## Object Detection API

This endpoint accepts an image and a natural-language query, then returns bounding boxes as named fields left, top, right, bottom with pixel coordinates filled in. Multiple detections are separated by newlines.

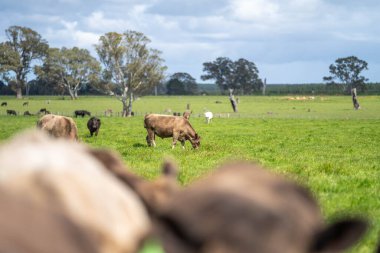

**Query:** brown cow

left=0, top=186, right=99, bottom=253
left=37, top=114, right=78, bottom=141
left=0, top=130, right=151, bottom=253
left=155, top=163, right=368, bottom=253
left=144, top=114, right=201, bottom=149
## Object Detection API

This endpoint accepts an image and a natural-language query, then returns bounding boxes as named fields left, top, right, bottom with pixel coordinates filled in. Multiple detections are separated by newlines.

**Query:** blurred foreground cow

left=155, top=163, right=368, bottom=253
left=37, top=114, right=78, bottom=141
left=144, top=114, right=201, bottom=149
left=0, top=186, right=99, bottom=253
left=0, top=131, right=151, bottom=253
left=87, top=117, right=101, bottom=136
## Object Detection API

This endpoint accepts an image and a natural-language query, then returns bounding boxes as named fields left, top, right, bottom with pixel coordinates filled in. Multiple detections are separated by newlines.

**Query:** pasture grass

left=0, top=95, right=379, bottom=252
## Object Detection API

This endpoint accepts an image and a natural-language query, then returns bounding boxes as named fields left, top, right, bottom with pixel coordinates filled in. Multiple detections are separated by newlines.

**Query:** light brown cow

left=0, top=130, right=151, bottom=253
left=144, top=114, right=201, bottom=149
left=0, top=186, right=99, bottom=253
left=154, top=163, right=368, bottom=253
left=37, top=114, right=78, bottom=140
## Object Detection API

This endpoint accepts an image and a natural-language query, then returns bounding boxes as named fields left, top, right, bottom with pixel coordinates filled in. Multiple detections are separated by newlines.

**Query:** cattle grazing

left=23, top=101, right=29, bottom=106
left=144, top=114, right=201, bottom=149
left=204, top=111, right=213, bottom=124
left=1, top=102, right=7, bottom=106
left=0, top=130, right=151, bottom=253
left=6, top=109, right=17, bottom=116
left=39, top=108, right=50, bottom=115
left=37, top=114, right=78, bottom=141
left=105, top=109, right=113, bottom=117
left=23, top=111, right=33, bottom=116
left=183, top=111, right=191, bottom=120
left=156, top=162, right=368, bottom=253
left=87, top=117, right=101, bottom=137
left=75, top=110, right=91, bottom=117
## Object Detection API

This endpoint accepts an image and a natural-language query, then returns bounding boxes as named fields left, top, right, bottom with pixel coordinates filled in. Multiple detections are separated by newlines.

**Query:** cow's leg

left=172, top=132, right=179, bottom=149
left=181, top=140, right=186, bottom=149
left=95, top=129, right=99, bottom=136
left=146, top=129, right=156, bottom=147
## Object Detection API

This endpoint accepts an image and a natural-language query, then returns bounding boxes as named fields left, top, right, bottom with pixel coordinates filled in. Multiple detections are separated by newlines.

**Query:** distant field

left=0, top=95, right=379, bottom=252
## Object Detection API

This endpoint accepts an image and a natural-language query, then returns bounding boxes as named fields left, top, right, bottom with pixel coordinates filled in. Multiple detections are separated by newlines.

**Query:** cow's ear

left=309, top=218, right=368, bottom=252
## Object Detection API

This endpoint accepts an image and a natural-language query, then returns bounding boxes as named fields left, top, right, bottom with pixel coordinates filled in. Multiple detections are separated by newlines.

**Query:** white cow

left=204, top=111, right=213, bottom=124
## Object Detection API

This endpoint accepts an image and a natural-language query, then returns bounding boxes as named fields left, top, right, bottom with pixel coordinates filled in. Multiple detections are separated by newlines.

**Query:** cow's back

left=37, top=114, right=78, bottom=141
left=144, top=114, right=185, bottom=138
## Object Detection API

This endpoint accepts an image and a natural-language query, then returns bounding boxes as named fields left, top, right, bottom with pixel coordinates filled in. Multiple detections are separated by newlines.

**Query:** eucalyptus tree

left=323, top=56, right=368, bottom=93
left=166, top=72, right=198, bottom=95
left=0, top=26, right=48, bottom=98
left=35, top=47, right=100, bottom=99
left=95, top=31, right=166, bottom=117
left=201, top=57, right=262, bottom=94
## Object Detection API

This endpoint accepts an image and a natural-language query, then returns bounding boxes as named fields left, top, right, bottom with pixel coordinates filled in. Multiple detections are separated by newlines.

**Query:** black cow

left=75, top=110, right=91, bottom=118
left=23, top=102, right=29, bottom=106
left=23, top=111, right=33, bottom=116
left=1, top=102, right=7, bottom=107
left=87, top=117, right=101, bottom=137
left=6, top=110, right=17, bottom=116
left=39, top=108, right=51, bottom=115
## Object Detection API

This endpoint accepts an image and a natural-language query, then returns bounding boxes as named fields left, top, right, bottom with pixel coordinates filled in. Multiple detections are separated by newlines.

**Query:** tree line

left=0, top=26, right=372, bottom=115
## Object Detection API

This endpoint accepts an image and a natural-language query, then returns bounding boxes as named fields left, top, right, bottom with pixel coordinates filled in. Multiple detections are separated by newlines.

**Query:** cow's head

left=190, top=134, right=201, bottom=149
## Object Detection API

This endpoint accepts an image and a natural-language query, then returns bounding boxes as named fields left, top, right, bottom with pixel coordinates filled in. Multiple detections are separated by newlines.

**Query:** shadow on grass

left=133, top=143, right=146, bottom=148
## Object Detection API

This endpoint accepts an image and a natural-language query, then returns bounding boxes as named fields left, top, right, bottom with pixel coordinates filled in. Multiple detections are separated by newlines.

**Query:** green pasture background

left=0, top=95, right=379, bottom=252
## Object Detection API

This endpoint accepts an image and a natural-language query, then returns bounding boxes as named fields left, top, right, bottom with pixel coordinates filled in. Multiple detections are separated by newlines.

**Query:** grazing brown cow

left=155, top=163, right=368, bottom=253
left=144, top=114, right=201, bottom=149
left=37, top=114, right=78, bottom=141
left=0, top=130, right=151, bottom=253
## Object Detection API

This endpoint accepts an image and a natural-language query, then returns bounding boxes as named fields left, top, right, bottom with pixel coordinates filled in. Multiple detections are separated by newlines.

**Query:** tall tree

left=323, top=56, right=368, bottom=93
left=166, top=72, right=198, bottom=95
left=95, top=31, right=166, bottom=116
left=201, top=57, right=234, bottom=92
left=0, top=26, right=48, bottom=98
left=233, top=58, right=263, bottom=94
left=201, top=57, right=262, bottom=94
left=35, top=47, right=100, bottom=99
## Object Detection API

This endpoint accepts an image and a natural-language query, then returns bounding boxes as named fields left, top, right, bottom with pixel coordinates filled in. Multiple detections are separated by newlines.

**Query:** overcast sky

left=1, top=0, right=379, bottom=84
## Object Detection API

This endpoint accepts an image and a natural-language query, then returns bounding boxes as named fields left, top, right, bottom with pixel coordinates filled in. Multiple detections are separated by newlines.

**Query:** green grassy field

left=0, top=95, right=379, bottom=252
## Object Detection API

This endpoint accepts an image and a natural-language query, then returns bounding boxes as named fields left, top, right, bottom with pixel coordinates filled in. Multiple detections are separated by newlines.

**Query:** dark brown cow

left=37, top=114, right=78, bottom=141
left=75, top=110, right=91, bottom=117
left=87, top=117, right=101, bottom=137
left=155, top=163, right=368, bottom=253
left=144, top=114, right=201, bottom=149
left=6, top=109, right=17, bottom=116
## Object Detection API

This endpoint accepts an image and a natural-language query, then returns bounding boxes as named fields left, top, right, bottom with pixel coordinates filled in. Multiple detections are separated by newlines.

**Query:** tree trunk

left=74, top=89, right=78, bottom=99
left=351, top=88, right=360, bottom=110
left=122, top=99, right=128, bottom=117
left=126, top=92, right=133, bottom=117
left=262, top=78, right=266, bottom=96
left=16, top=87, right=22, bottom=99
left=229, top=89, right=238, bottom=112
left=68, top=88, right=75, bottom=100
